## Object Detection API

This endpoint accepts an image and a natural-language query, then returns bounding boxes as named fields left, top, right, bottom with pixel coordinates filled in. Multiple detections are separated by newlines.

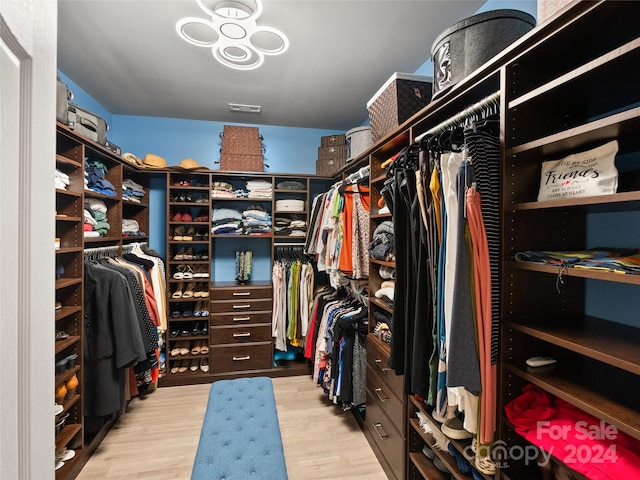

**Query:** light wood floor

left=76, top=375, right=388, bottom=480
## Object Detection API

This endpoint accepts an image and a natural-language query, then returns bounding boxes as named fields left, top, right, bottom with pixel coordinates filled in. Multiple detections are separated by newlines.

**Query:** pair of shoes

left=172, top=282, right=185, bottom=298
left=173, top=225, right=185, bottom=240
left=172, top=192, right=193, bottom=202
left=194, top=230, right=209, bottom=241
left=173, top=265, right=194, bottom=279
left=191, top=339, right=209, bottom=355
left=170, top=340, right=191, bottom=357
left=193, top=285, right=209, bottom=298
left=174, top=247, right=193, bottom=260
left=173, top=179, right=191, bottom=187
left=170, top=359, right=189, bottom=373
left=195, top=194, right=209, bottom=203
left=172, top=208, right=193, bottom=222
left=193, top=300, right=209, bottom=316
left=192, top=265, right=209, bottom=278
left=195, top=208, right=209, bottom=222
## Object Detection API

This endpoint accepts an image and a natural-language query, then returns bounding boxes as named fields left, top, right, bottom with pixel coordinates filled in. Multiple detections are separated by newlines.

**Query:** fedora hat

left=174, top=158, right=209, bottom=170
left=142, top=153, right=167, bottom=169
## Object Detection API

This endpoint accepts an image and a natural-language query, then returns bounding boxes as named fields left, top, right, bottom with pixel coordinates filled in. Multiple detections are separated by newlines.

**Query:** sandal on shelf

left=174, top=247, right=186, bottom=260
left=172, top=282, right=185, bottom=299
left=183, top=247, right=194, bottom=260
left=200, top=287, right=209, bottom=298
left=173, top=265, right=186, bottom=279
left=182, top=282, right=195, bottom=298
left=182, top=265, right=194, bottom=280
left=200, top=341, right=209, bottom=355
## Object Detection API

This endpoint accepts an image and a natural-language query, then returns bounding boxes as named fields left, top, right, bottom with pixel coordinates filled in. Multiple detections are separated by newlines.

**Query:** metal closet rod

left=414, top=91, right=501, bottom=143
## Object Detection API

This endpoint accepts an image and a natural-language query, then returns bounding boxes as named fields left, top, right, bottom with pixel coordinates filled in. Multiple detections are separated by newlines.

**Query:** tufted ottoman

left=191, top=377, right=288, bottom=480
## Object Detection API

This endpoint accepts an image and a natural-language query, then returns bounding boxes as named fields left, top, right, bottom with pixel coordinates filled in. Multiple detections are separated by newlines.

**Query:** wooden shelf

left=504, top=362, right=640, bottom=441
left=56, top=215, right=82, bottom=222
left=55, top=305, right=82, bottom=322
left=83, top=189, right=118, bottom=201
left=55, top=335, right=81, bottom=355
left=408, top=452, right=452, bottom=480
left=505, top=318, right=640, bottom=375
left=511, top=190, right=640, bottom=212
left=368, top=296, right=393, bottom=314
left=507, top=260, right=640, bottom=285
left=55, top=278, right=82, bottom=290
left=369, top=258, right=395, bottom=267
left=56, top=189, right=82, bottom=198
left=56, top=247, right=83, bottom=255
left=56, top=154, right=83, bottom=168
left=370, top=213, right=392, bottom=219
left=55, top=424, right=82, bottom=452
left=83, top=236, right=121, bottom=243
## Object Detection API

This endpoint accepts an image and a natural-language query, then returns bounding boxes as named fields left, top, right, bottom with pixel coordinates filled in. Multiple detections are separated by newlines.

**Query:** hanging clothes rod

left=343, top=165, right=370, bottom=185
left=84, top=244, right=119, bottom=260
left=274, top=242, right=305, bottom=247
left=414, top=91, right=500, bottom=143
left=122, top=241, right=147, bottom=254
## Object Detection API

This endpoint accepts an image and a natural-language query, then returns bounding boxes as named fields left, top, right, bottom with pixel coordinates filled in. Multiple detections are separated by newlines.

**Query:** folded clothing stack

left=122, top=178, right=145, bottom=203
left=211, top=181, right=235, bottom=199
left=275, top=199, right=305, bottom=212
left=274, top=216, right=307, bottom=236
left=211, top=207, right=243, bottom=235
left=242, top=204, right=271, bottom=235
left=55, top=169, right=70, bottom=191
left=122, top=218, right=146, bottom=237
left=246, top=180, right=272, bottom=199
left=276, top=180, right=305, bottom=190
left=84, top=158, right=116, bottom=196
left=369, top=220, right=395, bottom=261
left=84, top=198, right=110, bottom=237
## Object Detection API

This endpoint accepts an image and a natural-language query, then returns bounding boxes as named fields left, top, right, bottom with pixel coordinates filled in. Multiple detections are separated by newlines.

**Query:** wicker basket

left=367, top=73, right=433, bottom=142
left=320, top=134, right=346, bottom=147
left=316, top=157, right=345, bottom=177
left=220, top=153, right=264, bottom=172
left=221, top=125, right=264, bottom=156
left=318, top=144, right=347, bottom=161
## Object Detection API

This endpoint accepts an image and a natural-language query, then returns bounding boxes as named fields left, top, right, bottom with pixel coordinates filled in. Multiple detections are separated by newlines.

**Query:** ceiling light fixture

left=229, top=103, right=262, bottom=113
left=176, top=0, right=289, bottom=71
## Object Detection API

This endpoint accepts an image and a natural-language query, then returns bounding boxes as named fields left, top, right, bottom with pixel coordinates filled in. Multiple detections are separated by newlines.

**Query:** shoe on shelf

left=182, top=265, right=194, bottom=280
left=200, top=357, right=209, bottom=373
left=173, top=265, right=186, bottom=280
left=182, top=209, right=193, bottom=222
left=182, top=282, right=195, bottom=298
left=191, top=340, right=201, bottom=355
left=172, top=282, right=185, bottom=299
left=172, top=210, right=184, bottom=222
left=174, top=247, right=186, bottom=261
left=200, top=287, right=209, bottom=298
left=183, top=226, right=195, bottom=241
left=193, top=301, right=202, bottom=317
left=184, top=247, right=194, bottom=260
left=173, top=225, right=185, bottom=241
left=441, top=417, right=473, bottom=440
left=179, top=341, right=190, bottom=356
left=170, top=341, right=182, bottom=357
left=182, top=304, right=193, bottom=317
left=189, top=358, right=200, bottom=372
left=200, top=341, right=209, bottom=355
left=178, top=360, right=188, bottom=373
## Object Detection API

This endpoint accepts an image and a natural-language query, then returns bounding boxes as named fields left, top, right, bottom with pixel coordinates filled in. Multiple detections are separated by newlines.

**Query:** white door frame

left=1, top=1, right=57, bottom=478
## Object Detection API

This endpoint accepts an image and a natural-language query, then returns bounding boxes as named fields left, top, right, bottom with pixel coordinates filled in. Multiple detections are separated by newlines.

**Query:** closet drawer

left=210, top=343, right=272, bottom=373
left=367, top=337, right=404, bottom=396
left=210, top=286, right=272, bottom=301
left=364, top=387, right=405, bottom=480
left=209, top=310, right=273, bottom=327
left=366, top=363, right=405, bottom=435
left=210, top=324, right=272, bottom=345
left=209, top=298, right=272, bottom=314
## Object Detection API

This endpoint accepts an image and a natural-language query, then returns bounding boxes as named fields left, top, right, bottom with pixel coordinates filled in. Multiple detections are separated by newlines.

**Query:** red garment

left=505, top=384, right=640, bottom=479
left=83, top=222, right=93, bottom=232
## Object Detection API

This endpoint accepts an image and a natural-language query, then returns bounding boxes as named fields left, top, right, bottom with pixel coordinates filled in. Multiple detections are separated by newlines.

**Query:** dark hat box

left=431, top=9, right=536, bottom=98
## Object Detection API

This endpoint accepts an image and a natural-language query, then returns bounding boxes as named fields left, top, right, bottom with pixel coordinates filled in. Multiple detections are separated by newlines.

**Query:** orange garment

left=338, top=185, right=355, bottom=274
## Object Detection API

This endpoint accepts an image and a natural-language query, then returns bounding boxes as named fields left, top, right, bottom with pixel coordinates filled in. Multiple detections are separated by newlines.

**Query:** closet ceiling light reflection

left=176, top=0, right=289, bottom=71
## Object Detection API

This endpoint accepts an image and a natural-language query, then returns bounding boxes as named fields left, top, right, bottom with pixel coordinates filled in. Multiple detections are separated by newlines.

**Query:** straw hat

left=176, top=158, right=209, bottom=170
left=142, top=153, right=167, bottom=168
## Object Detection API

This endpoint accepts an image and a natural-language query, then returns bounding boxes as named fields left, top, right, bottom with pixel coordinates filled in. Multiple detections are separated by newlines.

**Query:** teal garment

left=94, top=221, right=110, bottom=234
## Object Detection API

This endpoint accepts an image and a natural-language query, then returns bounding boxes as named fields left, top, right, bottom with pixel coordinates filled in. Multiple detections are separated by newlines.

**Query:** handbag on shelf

left=235, top=250, right=253, bottom=283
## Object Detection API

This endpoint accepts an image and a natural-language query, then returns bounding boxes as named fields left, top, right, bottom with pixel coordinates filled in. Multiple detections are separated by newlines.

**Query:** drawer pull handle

left=233, top=292, right=251, bottom=296
left=372, top=423, right=389, bottom=440
left=374, top=388, right=389, bottom=402
left=232, top=316, right=251, bottom=322
left=233, top=355, right=251, bottom=361
left=233, top=332, right=251, bottom=338
left=374, top=358, right=391, bottom=372
left=233, top=304, right=251, bottom=309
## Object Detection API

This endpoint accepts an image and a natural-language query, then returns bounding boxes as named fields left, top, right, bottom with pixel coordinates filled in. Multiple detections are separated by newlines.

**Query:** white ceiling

left=57, top=0, right=486, bottom=131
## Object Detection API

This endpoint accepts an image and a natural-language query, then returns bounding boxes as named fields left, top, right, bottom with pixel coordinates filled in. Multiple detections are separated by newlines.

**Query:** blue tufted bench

left=191, top=377, right=288, bottom=480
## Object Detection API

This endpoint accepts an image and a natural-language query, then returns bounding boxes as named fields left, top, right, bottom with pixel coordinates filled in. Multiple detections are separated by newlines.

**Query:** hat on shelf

left=142, top=153, right=167, bottom=169
left=121, top=152, right=144, bottom=167
left=176, top=158, right=209, bottom=170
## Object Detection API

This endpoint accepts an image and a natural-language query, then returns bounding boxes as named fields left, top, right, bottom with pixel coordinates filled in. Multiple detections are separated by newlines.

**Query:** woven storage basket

left=316, top=157, right=344, bottom=177
left=367, top=73, right=433, bottom=142
left=221, top=125, right=263, bottom=156
left=220, top=153, right=264, bottom=172
left=320, top=134, right=346, bottom=147
left=318, top=144, right=348, bottom=161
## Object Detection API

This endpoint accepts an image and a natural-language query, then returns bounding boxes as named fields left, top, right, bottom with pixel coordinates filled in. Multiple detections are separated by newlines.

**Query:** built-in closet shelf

left=408, top=452, right=454, bottom=480
left=167, top=260, right=210, bottom=265
left=55, top=424, right=82, bottom=452
left=508, top=38, right=640, bottom=110
left=368, top=297, right=393, bottom=314
left=168, top=319, right=209, bottom=326
left=371, top=174, right=387, bottom=184
left=55, top=336, right=80, bottom=355
left=83, top=190, right=119, bottom=201
left=273, top=189, right=308, bottom=194
left=273, top=211, right=306, bottom=215
left=370, top=259, right=395, bottom=268
left=504, top=362, right=640, bottom=440
left=370, top=213, right=391, bottom=220
left=122, top=200, right=149, bottom=208
left=407, top=420, right=467, bottom=480
left=505, top=319, right=640, bottom=375
left=122, top=236, right=149, bottom=242
left=273, top=236, right=306, bottom=240
left=56, top=247, right=83, bottom=255
left=56, top=306, right=82, bottom=322
left=512, top=190, right=640, bottom=212
left=56, top=155, right=83, bottom=168
left=56, top=189, right=82, bottom=198
left=168, top=221, right=210, bottom=226
left=507, top=260, right=640, bottom=285
left=506, top=106, right=640, bottom=157
left=168, top=241, right=210, bottom=245
left=170, top=185, right=209, bottom=190
left=408, top=396, right=494, bottom=480
left=212, top=197, right=273, bottom=202
left=59, top=393, right=81, bottom=416
left=169, top=202, right=209, bottom=207
left=83, top=236, right=121, bottom=244
left=56, top=216, right=82, bottom=222
left=55, top=365, right=81, bottom=389
left=56, top=278, right=82, bottom=290
left=212, top=234, right=272, bottom=238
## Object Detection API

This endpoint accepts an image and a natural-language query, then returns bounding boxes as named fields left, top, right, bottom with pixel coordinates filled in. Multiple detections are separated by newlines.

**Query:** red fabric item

left=83, top=222, right=93, bottom=232
left=505, top=384, right=640, bottom=479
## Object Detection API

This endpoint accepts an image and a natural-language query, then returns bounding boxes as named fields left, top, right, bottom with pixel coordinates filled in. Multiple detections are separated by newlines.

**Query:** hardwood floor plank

left=76, top=376, right=387, bottom=480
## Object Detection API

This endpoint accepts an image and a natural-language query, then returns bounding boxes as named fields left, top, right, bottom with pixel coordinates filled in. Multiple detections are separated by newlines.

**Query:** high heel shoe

left=183, top=226, right=195, bottom=241
left=173, top=265, right=186, bottom=279
left=182, top=282, right=196, bottom=298
left=184, top=247, right=194, bottom=260
left=173, top=225, right=185, bottom=240
left=174, top=247, right=186, bottom=260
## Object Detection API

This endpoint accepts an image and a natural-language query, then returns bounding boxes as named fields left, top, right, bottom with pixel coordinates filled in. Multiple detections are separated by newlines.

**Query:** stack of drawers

left=364, top=336, right=406, bottom=480
left=209, top=281, right=273, bottom=374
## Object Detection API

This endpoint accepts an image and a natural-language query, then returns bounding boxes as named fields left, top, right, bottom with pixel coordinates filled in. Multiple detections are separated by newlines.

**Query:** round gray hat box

left=431, top=9, right=536, bottom=98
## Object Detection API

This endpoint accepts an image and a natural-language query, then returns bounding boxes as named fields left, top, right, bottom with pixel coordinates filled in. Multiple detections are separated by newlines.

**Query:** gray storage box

left=431, top=9, right=535, bottom=98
